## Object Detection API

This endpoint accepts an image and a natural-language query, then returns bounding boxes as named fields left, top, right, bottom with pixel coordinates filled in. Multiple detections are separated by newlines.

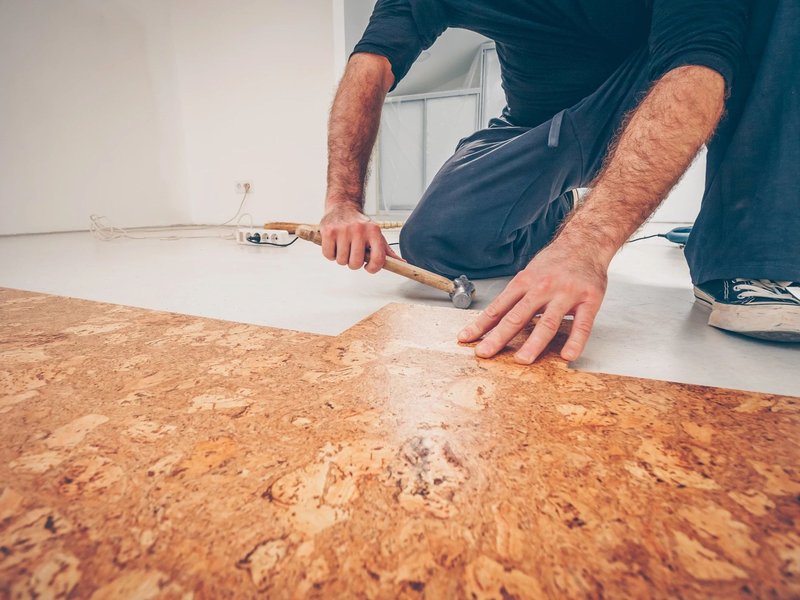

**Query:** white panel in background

left=379, top=100, right=425, bottom=211
left=651, top=147, right=706, bottom=223
left=481, top=46, right=505, bottom=126
left=425, top=95, right=478, bottom=188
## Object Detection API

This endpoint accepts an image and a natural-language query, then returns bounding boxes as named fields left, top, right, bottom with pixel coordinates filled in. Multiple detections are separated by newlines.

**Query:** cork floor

left=1, top=287, right=798, bottom=598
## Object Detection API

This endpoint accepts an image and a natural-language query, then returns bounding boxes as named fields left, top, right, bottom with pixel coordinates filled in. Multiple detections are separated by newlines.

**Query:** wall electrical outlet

left=237, top=227, right=293, bottom=246
left=234, top=181, right=253, bottom=194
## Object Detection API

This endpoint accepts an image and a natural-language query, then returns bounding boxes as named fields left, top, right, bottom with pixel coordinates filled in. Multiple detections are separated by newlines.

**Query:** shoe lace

left=732, top=279, right=796, bottom=300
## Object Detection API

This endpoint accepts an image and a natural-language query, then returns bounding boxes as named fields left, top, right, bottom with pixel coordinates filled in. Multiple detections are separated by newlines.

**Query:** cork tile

left=0, top=287, right=798, bottom=599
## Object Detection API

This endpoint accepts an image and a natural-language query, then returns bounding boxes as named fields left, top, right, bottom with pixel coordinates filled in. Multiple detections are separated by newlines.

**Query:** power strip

left=236, top=228, right=294, bottom=246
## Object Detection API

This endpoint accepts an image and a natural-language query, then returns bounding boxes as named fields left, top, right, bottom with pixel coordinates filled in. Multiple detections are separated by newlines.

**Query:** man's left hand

left=457, top=239, right=609, bottom=363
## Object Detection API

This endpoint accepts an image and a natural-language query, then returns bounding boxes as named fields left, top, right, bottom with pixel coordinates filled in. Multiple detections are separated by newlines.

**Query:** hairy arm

left=559, top=65, right=725, bottom=264
left=459, top=65, right=726, bottom=363
left=321, top=53, right=400, bottom=273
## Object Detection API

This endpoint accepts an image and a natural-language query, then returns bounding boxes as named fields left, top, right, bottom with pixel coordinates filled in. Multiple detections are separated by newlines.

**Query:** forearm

left=557, top=66, right=726, bottom=265
left=326, top=54, right=394, bottom=211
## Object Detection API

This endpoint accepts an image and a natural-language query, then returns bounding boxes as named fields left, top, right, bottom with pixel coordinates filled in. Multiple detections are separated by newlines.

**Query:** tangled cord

left=89, top=189, right=254, bottom=241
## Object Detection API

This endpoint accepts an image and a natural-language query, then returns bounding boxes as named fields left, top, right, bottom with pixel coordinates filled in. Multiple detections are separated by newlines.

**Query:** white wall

left=0, top=0, right=696, bottom=237
left=651, top=148, right=705, bottom=223
left=169, top=0, right=337, bottom=226
left=0, top=0, right=191, bottom=235
left=0, top=0, right=339, bottom=235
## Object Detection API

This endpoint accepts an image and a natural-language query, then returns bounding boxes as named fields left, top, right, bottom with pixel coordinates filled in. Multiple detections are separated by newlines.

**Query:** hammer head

left=450, top=275, right=476, bottom=309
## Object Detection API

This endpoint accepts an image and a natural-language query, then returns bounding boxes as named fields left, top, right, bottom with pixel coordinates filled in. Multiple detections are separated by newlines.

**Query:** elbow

left=348, top=52, right=396, bottom=94
left=660, top=65, right=726, bottom=134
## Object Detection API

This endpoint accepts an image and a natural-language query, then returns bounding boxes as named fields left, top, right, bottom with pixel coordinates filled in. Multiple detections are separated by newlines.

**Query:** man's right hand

left=319, top=202, right=401, bottom=274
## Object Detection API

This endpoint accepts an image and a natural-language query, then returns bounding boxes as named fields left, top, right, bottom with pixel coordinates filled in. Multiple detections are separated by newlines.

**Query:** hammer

left=264, top=221, right=405, bottom=234
left=294, top=225, right=476, bottom=309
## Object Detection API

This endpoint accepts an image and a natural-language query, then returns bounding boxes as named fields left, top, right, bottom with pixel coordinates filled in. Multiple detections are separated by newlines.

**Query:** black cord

left=627, top=233, right=666, bottom=243
left=246, top=236, right=299, bottom=247
left=388, top=242, right=400, bottom=246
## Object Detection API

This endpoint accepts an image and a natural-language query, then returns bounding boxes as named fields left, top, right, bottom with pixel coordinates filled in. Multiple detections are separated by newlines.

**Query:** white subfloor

left=0, top=224, right=798, bottom=396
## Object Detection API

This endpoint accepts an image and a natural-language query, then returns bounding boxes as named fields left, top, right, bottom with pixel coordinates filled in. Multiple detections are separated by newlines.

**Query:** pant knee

left=400, top=216, right=481, bottom=278
left=398, top=216, right=434, bottom=269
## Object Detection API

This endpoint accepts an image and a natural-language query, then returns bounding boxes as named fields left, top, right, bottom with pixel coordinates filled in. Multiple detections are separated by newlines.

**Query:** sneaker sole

left=693, top=287, right=800, bottom=342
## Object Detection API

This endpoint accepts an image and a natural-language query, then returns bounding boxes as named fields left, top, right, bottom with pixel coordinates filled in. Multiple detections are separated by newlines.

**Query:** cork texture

left=0, top=288, right=798, bottom=599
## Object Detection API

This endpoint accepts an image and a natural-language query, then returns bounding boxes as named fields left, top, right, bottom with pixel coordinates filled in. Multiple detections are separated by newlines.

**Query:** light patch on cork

left=268, top=461, right=349, bottom=535
left=766, top=532, right=800, bottom=579
left=0, top=348, right=49, bottom=362
left=464, top=555, right=545, bottom=599
left=728, top=489, right=775, bottom=517
left=1, top=295, right=47, bottom=305
left=557, top=403, right=587, bottom=417
left=62, top=322, right=126, bottom=336
left=237, top=538, right=289, bottom=590
left=440, top=378, right=495, bottom=410
left=672, top=531, right=748, bottom=581
left=385, top=364, right=427, bottom=378
left=739, top=395, right=785, bottom=413
left=161, top=321, right=206, bottom=337
left=117, top=354, right=151, bottom=372
left=147, top=452, right=184, bottom=478
left=492, top=501, right=526, bottom=562
left=89, top=570, right=169, bottom=600
left=678, top=503, right=758, bottom=565
left=630, top=439, right=720, bottom=490
left=383, top=338, right=475, bottom=357
left=0, top=487, right=25, bottom=521
left=46, top=414, right=109, bottom=449
left=188, top=393, right=250, bottom=413
left=0, top=389, right=39, bottom=414
left=267, top=440, right=394, bottom=535
left=124, top=418, right=177, bottom=441
left=300, top=365, right=365, bottom=384
left=0, top=508, right=73, bottom=571
left=11, top=551, right=81, bottom=599
left=681, top=421, right=714, bottom=445
left=749, top=460, right=800, bottom=495
left=9, top=451, right=65, bottom=474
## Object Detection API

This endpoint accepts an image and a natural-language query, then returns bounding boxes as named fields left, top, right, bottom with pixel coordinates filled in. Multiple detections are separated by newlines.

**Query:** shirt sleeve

left=648, top=0, right=749, bottom=91
left=351, top=0, right=447, bottom=92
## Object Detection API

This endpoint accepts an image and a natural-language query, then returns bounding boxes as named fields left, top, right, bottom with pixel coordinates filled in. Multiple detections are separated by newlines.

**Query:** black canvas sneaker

left=694, top=279, right=800, bottom=342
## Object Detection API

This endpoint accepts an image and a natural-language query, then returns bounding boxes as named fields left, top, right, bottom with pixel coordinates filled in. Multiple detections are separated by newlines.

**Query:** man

left=320, top=0, right=800, bottom=364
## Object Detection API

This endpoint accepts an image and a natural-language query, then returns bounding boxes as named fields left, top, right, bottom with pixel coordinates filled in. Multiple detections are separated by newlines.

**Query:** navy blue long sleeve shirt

left=353, top=0, right=749, bottom=127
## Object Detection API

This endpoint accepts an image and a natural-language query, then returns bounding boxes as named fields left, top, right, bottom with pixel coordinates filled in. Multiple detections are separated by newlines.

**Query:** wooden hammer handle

left=265, top=221, right=404, bottom=235
left=295, top=225, right=455, bottom=294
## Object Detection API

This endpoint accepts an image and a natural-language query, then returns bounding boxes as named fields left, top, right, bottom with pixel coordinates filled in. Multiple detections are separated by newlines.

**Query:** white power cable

left=89, top=187, right=253, bottom=242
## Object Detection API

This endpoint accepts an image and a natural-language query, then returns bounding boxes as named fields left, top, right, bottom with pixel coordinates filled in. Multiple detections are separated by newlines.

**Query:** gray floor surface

left=1, top=224, right=797, bottom=396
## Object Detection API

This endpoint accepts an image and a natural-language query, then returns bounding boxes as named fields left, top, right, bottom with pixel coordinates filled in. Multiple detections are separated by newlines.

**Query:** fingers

left=458, top=282, right=526, bottom=344
left=348, top=234, right=366, bottom=270
left=335, top=232, right=350, bottom=266
left=364, top=232, right=386, bottom=274
left=386, top=244, right=404, bottom=262
left=321, top=229, right=336, bottom=261
left=560, top=303, right=599, bottom=362
left=453, top=237, right=607, bottom=365
left=514, top=300, right=573, bottom=364
left=474, top=291, right=545, bottom=358
left=322, top=221, right=388, bottom=272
